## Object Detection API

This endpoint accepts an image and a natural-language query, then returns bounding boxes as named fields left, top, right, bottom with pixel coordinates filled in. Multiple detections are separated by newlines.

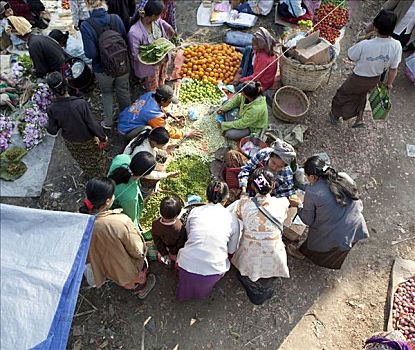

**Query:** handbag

left=251, top=197, right=283, bottom=232
left=369, top=83, right=392, bottom=120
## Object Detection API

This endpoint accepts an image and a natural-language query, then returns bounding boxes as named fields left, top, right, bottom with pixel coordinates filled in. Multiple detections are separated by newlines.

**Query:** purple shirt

left=128, top=18, right=173, bottom=78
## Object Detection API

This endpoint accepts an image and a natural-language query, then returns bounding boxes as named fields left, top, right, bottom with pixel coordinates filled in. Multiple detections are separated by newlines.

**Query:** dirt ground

left=1, top=1, right=414, bottom=349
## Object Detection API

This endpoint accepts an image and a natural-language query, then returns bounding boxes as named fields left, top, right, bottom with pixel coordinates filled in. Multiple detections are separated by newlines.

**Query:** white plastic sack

left=0, top=204, right=95, bottom=350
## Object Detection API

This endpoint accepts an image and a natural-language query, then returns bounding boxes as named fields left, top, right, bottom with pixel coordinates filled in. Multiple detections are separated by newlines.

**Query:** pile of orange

left=181, top=44, right=243, bottom=85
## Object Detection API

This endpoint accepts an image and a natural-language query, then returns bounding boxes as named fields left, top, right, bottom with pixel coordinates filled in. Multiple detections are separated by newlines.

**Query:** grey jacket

left=298, top=179, right=369, bottom=252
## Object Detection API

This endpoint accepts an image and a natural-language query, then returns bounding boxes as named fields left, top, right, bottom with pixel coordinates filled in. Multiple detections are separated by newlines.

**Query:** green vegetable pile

left=139, top=156, right=211, bottom=230
left=139, top=38, right=175, bottom=64
left=179, top=79, right=223, bottom=105
left=17, top=54, right=33, bottom=76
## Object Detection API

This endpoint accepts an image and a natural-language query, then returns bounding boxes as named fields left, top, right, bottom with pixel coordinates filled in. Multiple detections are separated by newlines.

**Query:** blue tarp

left=0, top=204, right=95, bottom=350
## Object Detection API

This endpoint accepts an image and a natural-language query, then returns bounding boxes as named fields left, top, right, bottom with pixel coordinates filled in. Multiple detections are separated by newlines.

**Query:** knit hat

left=7, top=16, right=32, bottom=36
left=270, top=138, right=296, bottom=165
left=0, top=1, right=10, bottom=18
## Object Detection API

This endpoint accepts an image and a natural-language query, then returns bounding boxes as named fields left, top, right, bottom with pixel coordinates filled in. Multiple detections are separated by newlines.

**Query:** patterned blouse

left=231, top=194, right=290, bottom=282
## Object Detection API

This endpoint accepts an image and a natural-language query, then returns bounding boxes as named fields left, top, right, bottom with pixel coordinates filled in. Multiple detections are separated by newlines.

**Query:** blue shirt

left=80, top=8, right=126, bottom=73
left=118, top=92, right=164, bottom=134
left=238, top=147, right=295, bottom=198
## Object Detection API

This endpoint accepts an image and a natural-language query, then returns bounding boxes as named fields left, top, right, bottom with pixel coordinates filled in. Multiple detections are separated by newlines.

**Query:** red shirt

left=240, top=51, right=278, bottom=90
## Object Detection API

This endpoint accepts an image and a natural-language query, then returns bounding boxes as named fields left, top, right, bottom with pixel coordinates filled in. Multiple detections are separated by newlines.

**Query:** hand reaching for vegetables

left=187, top=129, right=202, bottom=139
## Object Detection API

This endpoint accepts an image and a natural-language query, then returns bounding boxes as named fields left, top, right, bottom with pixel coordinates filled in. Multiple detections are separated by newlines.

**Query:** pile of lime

left=179, top=79, right=223, bottom=105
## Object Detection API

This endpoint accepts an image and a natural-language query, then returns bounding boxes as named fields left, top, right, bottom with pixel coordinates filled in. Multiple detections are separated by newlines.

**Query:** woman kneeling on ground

left=107, top=152, right=156, bottom=228
left=288, top=156, right=369, bottom=269
left=217, top=82, right=268, bottom=141
left=176, top=181, right=240, bottom=301
left=80, top=177, right=155, bottom=298
left=231, top=168, right=290, bottom=305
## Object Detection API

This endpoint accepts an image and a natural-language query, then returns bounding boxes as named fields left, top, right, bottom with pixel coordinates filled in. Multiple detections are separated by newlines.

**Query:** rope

left=224, top=0, right=347, bottom=102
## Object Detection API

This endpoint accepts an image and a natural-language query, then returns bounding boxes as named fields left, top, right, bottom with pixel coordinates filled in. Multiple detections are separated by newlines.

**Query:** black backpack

left=87, top=15, right=130, bottom=78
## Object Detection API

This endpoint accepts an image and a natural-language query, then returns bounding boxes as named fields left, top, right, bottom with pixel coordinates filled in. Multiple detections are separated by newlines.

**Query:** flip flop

left=352, top=122, right=366, bottom=129
left=135, top=274, right=156, bottom=299
left=329, top=112, right=338, bottom=125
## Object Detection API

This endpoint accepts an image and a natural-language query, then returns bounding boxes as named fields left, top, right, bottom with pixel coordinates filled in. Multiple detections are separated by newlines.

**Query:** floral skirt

left=64, top=138, right=107, bottom=179
left=146, top=60, right=169, bottom=91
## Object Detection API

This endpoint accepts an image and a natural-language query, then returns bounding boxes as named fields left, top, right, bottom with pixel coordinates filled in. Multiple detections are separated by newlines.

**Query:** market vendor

left=238, top=138, right=296, bottom=198
left=8, top=0, right=49, bottom=29
left=117, top=84, right=202, bottom=141
left=107, top=152, right=157, bottom=228
left=216, top=82, right=268, bottom=140
left=80, top=177, right=156, bottom=298
left=128, top=0, right=175, bottom=91
left=287, top=156, right=369, bottom=269
left=1, top=12, right=31, bottom=51
left=235, top=27, right=278, bottom=91
left=277, top=0, right=313, bottom=24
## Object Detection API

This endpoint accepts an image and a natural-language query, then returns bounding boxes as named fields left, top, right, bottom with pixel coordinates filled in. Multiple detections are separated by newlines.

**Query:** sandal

left=286, top=244, right=306, bottom=260
left=329, top=112, right=338, bottom=125
left=135, top=274, right=156, bottom=299
left=351, top=122, right=366, bottom=129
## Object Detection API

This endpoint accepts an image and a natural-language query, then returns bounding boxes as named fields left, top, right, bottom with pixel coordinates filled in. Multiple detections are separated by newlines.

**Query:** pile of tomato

left=315, top=4, right=349, bottom=44
left=180, top=44, right=242, bottom=85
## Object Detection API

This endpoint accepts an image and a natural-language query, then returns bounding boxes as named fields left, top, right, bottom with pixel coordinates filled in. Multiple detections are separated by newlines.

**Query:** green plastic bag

left=369, top=83, right=392, bottom=120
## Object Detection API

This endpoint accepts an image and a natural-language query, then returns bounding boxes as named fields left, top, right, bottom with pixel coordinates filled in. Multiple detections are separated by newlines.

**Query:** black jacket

left=47, top=96, right=106, bottom=143
left=28, top=35, right=69, bottom=77
left=107, top=0, right=136, bottom=31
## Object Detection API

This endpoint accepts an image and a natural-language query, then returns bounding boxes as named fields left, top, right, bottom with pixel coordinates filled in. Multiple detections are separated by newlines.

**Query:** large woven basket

left=272, top=86, right=310, bottom=123
left=279, top=52, right=336, bottom=91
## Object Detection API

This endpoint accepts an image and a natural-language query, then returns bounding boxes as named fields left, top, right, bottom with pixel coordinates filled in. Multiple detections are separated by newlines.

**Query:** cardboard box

left=293, top=31, right=331, bottom=65
left=283, top=192, right=306, bottom=241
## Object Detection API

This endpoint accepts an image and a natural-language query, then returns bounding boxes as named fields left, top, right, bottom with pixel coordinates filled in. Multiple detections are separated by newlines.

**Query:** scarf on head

left=7, top=16, right=32, bottom=36
left=253, top=27, right=276, bottom=56
left=271, top=138, right=296, bottom=165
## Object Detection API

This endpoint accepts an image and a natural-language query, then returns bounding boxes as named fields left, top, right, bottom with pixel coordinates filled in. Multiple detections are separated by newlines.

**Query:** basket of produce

left=279, top=50, right=336, bottom=91
left=138, top=38, right=176, bottom=65
left=315, top=3, right=349, bottom=44
left=239, top=136, right=268, bottom=158
left=272, top=86, right=310, bottom=123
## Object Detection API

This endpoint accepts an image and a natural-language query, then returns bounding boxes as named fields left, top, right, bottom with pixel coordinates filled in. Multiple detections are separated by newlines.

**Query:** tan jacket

left=87, top=210, right=146, bottom=288
left=383, top=0, right=415, bottom=44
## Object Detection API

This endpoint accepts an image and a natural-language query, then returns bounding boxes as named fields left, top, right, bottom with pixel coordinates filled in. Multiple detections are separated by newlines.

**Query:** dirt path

left=1, top=1, right=414, bottom=349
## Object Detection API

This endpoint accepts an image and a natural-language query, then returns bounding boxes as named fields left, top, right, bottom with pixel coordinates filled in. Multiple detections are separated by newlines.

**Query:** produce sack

left=404, top=53, right=415, bottom=84
left=138, top=38, right=175, bottom=65
left=224, top=31, right=254, bottom=48
left=369, top=83, right=392, bottom=121
left=386, top=258, right=415, bottom=338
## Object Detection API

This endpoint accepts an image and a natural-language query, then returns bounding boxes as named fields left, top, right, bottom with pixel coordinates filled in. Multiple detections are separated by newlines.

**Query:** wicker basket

left=272, top=86, right=310, bottom=123
left=279, top=52, right=336, bottom=92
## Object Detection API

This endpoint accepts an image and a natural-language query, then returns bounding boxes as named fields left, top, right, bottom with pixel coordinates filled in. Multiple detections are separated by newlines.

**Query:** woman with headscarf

left=238, top=138, right=297, bottom=198
left=235, top=27, right=278, bottom=91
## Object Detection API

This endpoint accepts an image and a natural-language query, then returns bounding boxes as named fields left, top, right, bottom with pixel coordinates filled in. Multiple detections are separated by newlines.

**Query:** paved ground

left=1, top=1, right=414, bottom=349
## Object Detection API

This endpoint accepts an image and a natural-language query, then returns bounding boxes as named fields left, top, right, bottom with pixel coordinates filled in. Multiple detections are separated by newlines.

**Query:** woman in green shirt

left=108, top=152, right=156, bottom=227
left=217, top=82, right=268, bottom=140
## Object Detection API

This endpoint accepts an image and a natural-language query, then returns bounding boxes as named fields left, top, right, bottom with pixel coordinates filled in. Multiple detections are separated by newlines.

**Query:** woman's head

left=47, top=72, right=68, bottom=97
left=132, top=0, right=164, bottom=25
left=149, top=127, right=170, bottom=149
left=252, top=27, right=276, bottom=55
left=0, top=2, right=13, bottom=19
left=80, top=177, right=115, bottom=214
left=206, top=180, right=229, bottom=204
left=268, top=139, right=296, bottom=171
left=85, top=0, right=107, bottom=10
left=160, top=196, right=183, bottom=220
left=154, top=85, right=178, bottom=107
left=49, top=29, right=69, bottom=47
left=109, top=152, right=156, bottom=184
left=373, top=9, right=397, bottom=37
left=304, top=156, right=360, bottom=206
left=251, top=168, right=275, bottom=195
left=242, top=82, right=262, bottom=101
